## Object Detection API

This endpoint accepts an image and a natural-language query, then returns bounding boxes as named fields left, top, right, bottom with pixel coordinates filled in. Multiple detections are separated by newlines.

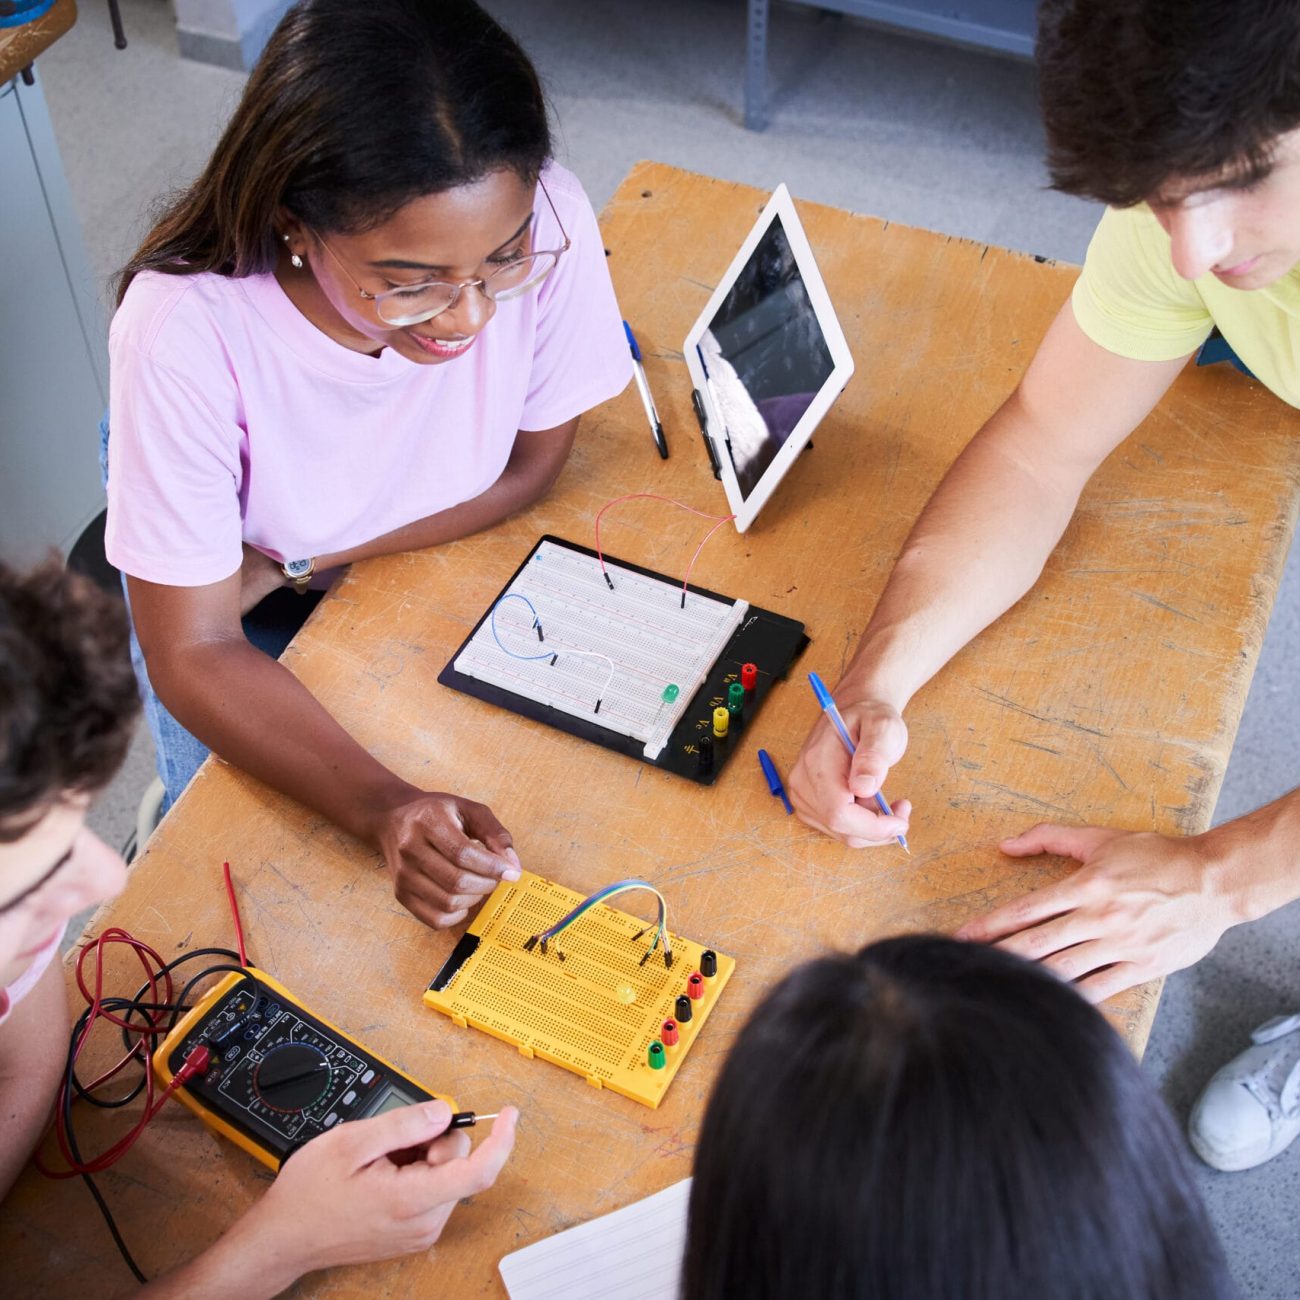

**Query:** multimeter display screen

left=362, top=1083, right=421, bottom=1118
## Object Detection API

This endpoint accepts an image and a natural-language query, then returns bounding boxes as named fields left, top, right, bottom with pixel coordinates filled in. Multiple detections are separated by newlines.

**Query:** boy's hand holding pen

left=788, top=673, right=912, bottom=850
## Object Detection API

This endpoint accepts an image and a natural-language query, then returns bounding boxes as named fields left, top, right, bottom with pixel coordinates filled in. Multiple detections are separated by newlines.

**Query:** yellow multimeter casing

left=153, top=968, right=454, bottom=1171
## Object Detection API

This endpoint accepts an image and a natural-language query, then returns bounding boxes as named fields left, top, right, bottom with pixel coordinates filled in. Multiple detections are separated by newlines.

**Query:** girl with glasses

left=102, top=0, right=630, bottom=931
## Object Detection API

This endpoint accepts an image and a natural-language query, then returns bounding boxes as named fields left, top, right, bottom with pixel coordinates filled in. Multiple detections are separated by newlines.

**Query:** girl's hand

left=373, top=791, right=522, bottom=928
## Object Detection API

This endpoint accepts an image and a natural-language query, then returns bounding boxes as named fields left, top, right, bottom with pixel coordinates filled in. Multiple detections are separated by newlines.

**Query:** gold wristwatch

left=282, top=557, right=315, bottom=594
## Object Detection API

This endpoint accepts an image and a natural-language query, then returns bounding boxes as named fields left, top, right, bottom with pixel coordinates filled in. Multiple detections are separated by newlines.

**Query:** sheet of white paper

left=498, top=1177, right=691, bottom=1300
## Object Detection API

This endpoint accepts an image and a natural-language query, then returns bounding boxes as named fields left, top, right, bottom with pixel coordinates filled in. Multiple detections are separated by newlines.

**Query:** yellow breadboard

left=423, top=871, right=734, bottom=1108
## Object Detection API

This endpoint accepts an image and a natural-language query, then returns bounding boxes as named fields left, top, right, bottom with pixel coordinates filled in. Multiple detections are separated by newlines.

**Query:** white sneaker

left=1188, top=1013, right=1300, bottom=1172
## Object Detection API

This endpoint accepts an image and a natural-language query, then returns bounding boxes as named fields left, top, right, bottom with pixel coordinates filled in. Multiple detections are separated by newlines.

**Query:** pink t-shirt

left=0, top=922, right=66, bottom=1026
left=105, top=164, right=631, bottom=586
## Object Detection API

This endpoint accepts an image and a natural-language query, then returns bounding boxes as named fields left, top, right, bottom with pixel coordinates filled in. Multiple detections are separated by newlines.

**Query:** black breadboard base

left=437, top=535, right=808, bottom=786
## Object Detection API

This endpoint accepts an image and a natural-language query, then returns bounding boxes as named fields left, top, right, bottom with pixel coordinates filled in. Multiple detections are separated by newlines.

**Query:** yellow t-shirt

left=1071, top=204, right=1300, bottom=408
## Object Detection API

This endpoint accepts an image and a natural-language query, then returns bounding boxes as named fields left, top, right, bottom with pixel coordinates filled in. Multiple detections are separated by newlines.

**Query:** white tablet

left=684, top=183, right=854, bottom=533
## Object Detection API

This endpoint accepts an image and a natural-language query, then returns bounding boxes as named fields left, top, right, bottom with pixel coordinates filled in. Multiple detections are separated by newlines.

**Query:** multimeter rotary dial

left=253, top=1042, right=333, bottom=1113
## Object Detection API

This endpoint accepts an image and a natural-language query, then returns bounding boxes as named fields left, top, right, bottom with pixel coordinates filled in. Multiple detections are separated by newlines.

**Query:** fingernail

left=502, top=867, right=521, bottom=881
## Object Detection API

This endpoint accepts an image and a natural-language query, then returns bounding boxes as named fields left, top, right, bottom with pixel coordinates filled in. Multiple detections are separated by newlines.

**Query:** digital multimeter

left=153, top=968, right=454, bottom=1171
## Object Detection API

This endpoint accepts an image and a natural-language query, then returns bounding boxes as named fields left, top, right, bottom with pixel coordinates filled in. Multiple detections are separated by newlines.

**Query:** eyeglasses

left=312, top=178, right=571, bottom=328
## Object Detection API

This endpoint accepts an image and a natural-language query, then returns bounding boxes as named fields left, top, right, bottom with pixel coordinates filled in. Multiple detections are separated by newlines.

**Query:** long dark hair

left=683, top=935, right=1234, bottom=1300
left=116, top=0, right=550, bottom=304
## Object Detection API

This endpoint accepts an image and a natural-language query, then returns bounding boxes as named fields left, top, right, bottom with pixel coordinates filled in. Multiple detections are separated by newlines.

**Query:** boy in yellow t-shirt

left=788, top=0, right=1300, bottom=1172
left=1074, top=203, right=1300, bottom=407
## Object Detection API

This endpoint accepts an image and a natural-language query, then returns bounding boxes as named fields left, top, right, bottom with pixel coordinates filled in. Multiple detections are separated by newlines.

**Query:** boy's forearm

left=838, top=394, right=1088, bottom=708
left=837, top=307, right=1192, bottom=713
left=1200, top=785, right=1300, bottom=927
left=141, top=1211, right=303, bottom=1300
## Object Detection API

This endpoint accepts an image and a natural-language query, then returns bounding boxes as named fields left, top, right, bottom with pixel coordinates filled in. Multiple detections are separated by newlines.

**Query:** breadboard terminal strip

left=424, top=871, right=734, bottom=1109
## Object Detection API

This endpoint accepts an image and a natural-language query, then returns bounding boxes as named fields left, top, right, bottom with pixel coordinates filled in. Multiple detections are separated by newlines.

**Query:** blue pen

left=757, top=748, right=794, bottom=815
left=807, top=672, right=910, bottom=853
left=623, top=321, right=669, bottom=459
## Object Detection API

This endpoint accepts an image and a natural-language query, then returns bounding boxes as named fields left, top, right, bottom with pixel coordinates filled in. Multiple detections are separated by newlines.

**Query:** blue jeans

left=99, top=415, right=322, bottom=813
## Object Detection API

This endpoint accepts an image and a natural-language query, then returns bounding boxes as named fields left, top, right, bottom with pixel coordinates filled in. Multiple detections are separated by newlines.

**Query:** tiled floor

left=36, top=1, right=1300, bottom=1292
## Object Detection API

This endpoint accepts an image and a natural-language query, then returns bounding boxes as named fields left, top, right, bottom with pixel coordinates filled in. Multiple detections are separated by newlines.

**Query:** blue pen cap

left=622, top=319, right=642, bottom=362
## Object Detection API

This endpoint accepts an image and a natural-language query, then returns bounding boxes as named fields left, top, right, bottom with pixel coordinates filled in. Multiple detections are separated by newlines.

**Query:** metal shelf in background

left=746, top=0, right=1036, bottom=130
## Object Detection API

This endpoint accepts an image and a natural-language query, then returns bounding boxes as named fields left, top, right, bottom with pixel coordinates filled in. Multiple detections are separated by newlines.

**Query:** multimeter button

left=266, top=1003, right=281, bottom=1018
left=361, top=1069, right=376, bottom=1086
left=342, top=1090, right=357, bottom=1107
left=224, top=1046, right=241, bottom=1062
left=323, top=1112, right=339, bottom=1128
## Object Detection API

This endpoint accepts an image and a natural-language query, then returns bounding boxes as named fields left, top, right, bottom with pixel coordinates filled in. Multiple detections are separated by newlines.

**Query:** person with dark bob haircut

left=0, top=559, right=517, bottom=1291
left=787, top=0, right=1300, bottom=1170
left=684, top=935, right=1235, bottom=1300
left=103, top=0, right=630, bottom=933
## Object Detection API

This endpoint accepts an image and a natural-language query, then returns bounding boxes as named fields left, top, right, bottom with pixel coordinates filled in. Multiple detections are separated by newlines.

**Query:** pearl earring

left=282, top=233, right=303, bottom=269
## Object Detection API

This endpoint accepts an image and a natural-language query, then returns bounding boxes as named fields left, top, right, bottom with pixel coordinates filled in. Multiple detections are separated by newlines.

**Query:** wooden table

left=7, top=162, right=1300, bottom=1294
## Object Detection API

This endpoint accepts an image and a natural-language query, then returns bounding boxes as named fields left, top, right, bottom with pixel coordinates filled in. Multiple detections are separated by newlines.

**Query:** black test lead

left=448, top=1111, right=500, bottom=1130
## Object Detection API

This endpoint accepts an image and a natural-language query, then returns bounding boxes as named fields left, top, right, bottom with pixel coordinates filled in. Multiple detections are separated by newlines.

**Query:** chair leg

left=106, top=0, right=127, bottom=49
left=134, top=777, right=165, bottom=857
left=745, top=0, right=770, bottom=131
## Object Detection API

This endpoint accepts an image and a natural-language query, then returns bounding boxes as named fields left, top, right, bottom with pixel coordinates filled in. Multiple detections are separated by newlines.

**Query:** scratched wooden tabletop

left=7, top=162, right=1300, bottom=1296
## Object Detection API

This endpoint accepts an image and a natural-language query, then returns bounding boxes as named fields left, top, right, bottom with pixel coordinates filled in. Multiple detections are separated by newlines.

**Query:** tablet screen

left=697, top=215, right=835, bottom=498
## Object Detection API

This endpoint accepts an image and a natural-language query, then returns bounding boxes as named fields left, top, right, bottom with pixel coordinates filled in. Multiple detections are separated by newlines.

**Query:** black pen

left=623, top=320, right=669, bottom=459
left=691, top=388, right=723, bottom=478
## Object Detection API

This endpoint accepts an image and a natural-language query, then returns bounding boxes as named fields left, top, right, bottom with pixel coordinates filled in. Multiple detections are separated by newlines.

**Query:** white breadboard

left=454, top=540, right=746, bottom=759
